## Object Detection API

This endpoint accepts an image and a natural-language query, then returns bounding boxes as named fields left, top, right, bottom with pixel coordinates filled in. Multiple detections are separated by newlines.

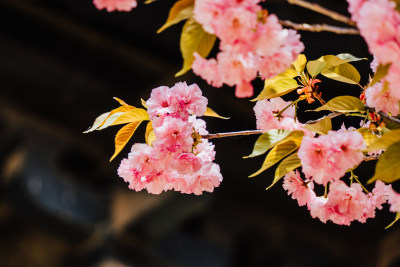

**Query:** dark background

left=0, top=0, right=399, bottom=266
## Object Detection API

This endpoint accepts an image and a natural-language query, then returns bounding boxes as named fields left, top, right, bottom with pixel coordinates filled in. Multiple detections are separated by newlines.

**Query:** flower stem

left=287, top=0, right=356, bottom=26
left=350, top=170, right=370, bottom=193
left=280, top=20, right=359, bottom=35
left=202, top=130, right=263, bottom=139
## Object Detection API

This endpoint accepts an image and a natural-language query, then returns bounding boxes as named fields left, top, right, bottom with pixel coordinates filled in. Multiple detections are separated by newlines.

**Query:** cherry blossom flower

left=283, top=170, right=315, bottom=206
left=388, top=189, right=400, bottom=213
left=172, top=82, right=208, bottom=118
left=298, top=127, right=365, bottom=185
left=254, top=97, right=295, bottom=132
left=365, top=82, right=400, bottom=116
left=93, top=0, right=137, bottom=12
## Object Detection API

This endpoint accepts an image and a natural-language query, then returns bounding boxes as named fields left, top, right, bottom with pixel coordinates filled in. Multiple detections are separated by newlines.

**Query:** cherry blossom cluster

left=347, top=0, right=400, bottom=116
left=93, top=0, right=137, bottom=12
left=281, top=125, right=400, bottom=225
left=118, top=82, right=223, bottom=195
left=192, top=0, right=304, bottom=98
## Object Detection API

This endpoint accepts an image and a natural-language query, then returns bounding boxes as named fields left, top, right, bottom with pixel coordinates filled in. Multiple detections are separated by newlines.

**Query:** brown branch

left=366, top=106, right=400, bottom=125
left=201, top=130, right=263, bottom=139
left=287, top=0, right=356, bottom=26
left=304, top=112, right=342, bottom=124
left=280, top=20, right=359, bottom=35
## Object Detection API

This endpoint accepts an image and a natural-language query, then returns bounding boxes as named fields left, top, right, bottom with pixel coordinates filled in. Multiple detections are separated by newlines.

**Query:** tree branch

left=202, top=130, right=262, bottom=139
left=366, top=106, right=400, bottom=125
left=287, top=0, right=356, bottom=26
left=280, top=20, right=359, bottom=35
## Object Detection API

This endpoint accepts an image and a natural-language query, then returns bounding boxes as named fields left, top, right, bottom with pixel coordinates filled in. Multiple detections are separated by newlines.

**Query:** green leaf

left=203, top=107, right=230, bottom=119
left=252, top=78, right=298, bottom=101
left=157, top=0, right=194, bottom=33
left=176, top=19, right=216, bottom=76
left=303, top=116, right=332, bottom=135
left=244, top=129, right=292, bottom=158
left=368, top=141, right=400, bottom=183
left=314, top=96, right=366, bottom=113
left=386, top=212, right=400, bottom=229
left=357, top=128, right=379, bottom=147
left=249, top=139, right=301, bottom=178
left=321, top=63, right=361, bottom=84
left=365, top=129, right=400, bottom=152
left=291, top=54, right=307, bottom=73
left=267, top=152, right=301, bottom=190
left=370, top=63, right=392, bottom=87
left=306, top=59, right=327, bottom=77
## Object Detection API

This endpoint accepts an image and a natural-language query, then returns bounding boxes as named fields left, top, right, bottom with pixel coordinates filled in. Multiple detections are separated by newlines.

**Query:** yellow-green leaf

left=109, top=108, right=150, bottom=127
left=113, top=97, right=129, bottom=106
left=141, top=98, right=148, bottom=109
left=267, top=152, right=301, bottom=190
left=249, top=135, right=303, bottom=178
left=370, top=63, right=392, bottom=87
left=244, top=129, right=292, bottom=158
left=303, top=116, right=332, bottom=135
left=365, top=129, right=400, bottom=152
left=176, top=19, right=216, bottom=76
left=357, top=128, right=379, bottom=147
left=157, top=0, right=194, bottom=33
left=368, top=141, right=400, bottom=183
left=314, top=96, right=366, bottom=113
left=84, top=112, right=111, bottom=133
left=321, top=63, right=361, bottom=84
left=386, top=212, right=400, bottom=229
left=306, top=59, right=327, bottom=77
left=86, top=105, right=135, bottom=132
left=203, top=107, right=229, bottom=119
left=291, top=54, right=307, bottom=73
left=252, top=78, right=298, bottom=101
left=110, top=121, right=142, bottom=162
left=145, top=121, right=156, bottom=146
left=336, top=53, right=366, bottom=62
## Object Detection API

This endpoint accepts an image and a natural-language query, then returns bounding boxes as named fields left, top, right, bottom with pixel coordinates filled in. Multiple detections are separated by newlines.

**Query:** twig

left=287, top=0, right=356, bottom=26
left=304, top=112, right=342, bottom=124
left=202, top=130, right=262, bottom=139
left=366, top=106, right=400, bottom=125
left=280, top=20, right=359, bottom=35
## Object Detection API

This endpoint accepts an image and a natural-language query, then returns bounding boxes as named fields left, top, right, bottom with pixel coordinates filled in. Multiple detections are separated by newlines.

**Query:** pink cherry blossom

left=282, top=170, right=315, bottom=206
left=172, top=153, right=202, bottom=175
left=93, top=0, right=137, bottom=12
left=365, top=82, right=400, bottom=116
left=298, top=128, right=365, bottom=185
left=172, top=82, right=208, bottom=117
left=253, top=97, right=296, bottom=132
left=153, top=116, right=193, bottom=152
left=347, top=0, right=400, bottom=97
left=146, top=86, right=178, bottom=119
left=189, top=163, right=223, bottom=195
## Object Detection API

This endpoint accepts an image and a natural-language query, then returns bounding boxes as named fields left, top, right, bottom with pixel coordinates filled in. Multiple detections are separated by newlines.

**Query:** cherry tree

left=87, top=0, right=400, bottom=227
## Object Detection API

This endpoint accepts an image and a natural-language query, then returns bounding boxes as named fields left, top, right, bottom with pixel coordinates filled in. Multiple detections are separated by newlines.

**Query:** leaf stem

left=314, top=93, right=326, bottom=105
left=280, top=20, right=359, bottom=35
left=202, top=130, right=263, bottom=139
left=286, top=0, right=356, bottom=26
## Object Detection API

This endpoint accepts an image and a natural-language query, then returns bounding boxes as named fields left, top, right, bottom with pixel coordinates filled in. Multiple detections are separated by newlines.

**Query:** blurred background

left=0, top=0, right=399, bottom=266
